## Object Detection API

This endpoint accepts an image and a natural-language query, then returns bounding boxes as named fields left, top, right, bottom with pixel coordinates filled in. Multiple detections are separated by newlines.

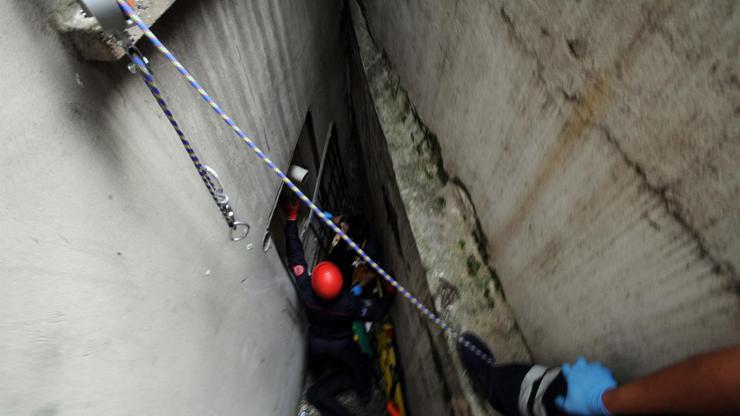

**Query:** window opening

left=266, top=112, right=336, bottom=272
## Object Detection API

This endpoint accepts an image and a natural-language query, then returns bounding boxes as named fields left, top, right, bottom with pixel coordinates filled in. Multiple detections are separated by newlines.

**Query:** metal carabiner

left=231, top=221, right=250, bottom=241
left=125, top=46, right=150, bottom=76
left=204, top=165, right=228, bottom=204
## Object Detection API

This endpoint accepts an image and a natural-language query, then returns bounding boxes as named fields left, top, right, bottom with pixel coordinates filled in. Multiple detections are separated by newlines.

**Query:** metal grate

left=308, top=125, right=347, bottom=262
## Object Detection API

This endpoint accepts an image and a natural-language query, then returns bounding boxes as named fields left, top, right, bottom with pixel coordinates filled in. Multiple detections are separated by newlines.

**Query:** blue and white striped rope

left=116, top=0, right=493, bottom=365
left=128, top=53, right=234, bottom=228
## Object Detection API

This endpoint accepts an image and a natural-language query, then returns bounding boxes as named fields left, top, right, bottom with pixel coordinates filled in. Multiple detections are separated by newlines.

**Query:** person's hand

left=281, top=195, right=299, bottom=221
left=383, top=280, right=397, bottom=296
left=555, top=357, right=617, bottom=415
left=350, top=284, right=363, bottom=297
left=332, top=214, right=349, bottom=233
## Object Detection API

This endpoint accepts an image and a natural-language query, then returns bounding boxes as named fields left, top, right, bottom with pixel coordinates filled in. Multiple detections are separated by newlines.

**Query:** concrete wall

left=0, top=0, right=348, bottom=414
left=348, top=2, right=529, bottom=414
left=348, top=22, right=467, bottom=416
left=359, top=0, right=740, bottom=379
left=56, top=0, right=179, bottom=61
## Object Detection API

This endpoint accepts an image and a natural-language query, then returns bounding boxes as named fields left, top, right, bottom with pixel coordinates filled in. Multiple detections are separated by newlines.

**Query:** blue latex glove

left=555, top=357, right=617, bottom=415
left=350, top=284, right=362, bottom=297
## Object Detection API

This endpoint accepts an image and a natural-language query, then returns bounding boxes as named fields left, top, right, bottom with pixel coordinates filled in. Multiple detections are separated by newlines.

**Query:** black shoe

left=456, top=332, right=497, bottom=398
left=358, top=390, right=372, bottom=406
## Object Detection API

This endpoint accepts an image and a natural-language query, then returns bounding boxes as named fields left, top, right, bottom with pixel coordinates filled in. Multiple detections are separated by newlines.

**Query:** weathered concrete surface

left=360, top=0, right=740, bottom=379
left=54, top=0, right=178, bottom=61
left=349, top=2, right=529, bottom=415
left=0, top=0, right=348, bottom=414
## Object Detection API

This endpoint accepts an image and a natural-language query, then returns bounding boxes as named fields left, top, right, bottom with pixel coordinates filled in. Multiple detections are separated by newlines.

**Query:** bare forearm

left=603, top=346, right=740, bottom=414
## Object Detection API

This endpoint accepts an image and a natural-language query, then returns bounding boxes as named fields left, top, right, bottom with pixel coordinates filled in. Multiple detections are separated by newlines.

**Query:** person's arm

left=352, top=283, right=396, bottom=322
left=556, top=346, right=740, bottom=415
left=602, top=345, right=740, bottom=415
left=355, top=266, right=378, bottom=287
left=282, top=198, right=308, bottom=279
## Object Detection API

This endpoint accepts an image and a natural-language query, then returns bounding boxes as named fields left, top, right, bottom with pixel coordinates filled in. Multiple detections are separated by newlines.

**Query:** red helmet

left=311, top=261, right=343, bottom=300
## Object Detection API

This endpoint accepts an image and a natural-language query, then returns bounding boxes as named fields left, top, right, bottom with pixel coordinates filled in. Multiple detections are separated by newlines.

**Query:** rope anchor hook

left=78, top=0, right=251, bottom=242
left=231, top=222, right=250, bottom=242
left=126, top=53, right=251, bottom=241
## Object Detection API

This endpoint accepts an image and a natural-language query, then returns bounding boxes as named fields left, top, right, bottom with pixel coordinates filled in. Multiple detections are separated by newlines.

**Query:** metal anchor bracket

left=78, top=0, right=136, bottom=47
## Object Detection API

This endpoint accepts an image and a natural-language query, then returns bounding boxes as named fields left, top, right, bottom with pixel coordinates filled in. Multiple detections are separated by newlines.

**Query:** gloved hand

left=555, top=357, right=617, bottom=415
left=383, top=280, right=397, bottom=296
left=281, top=195, right=300, bottom=221
left=350, top=284, right=363, bottom=296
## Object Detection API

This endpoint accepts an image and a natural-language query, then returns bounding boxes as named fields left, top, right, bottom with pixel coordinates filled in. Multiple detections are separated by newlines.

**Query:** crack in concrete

left=497, top=5, right=549, bottom=95
left=598, top=125, right=739, bottom=286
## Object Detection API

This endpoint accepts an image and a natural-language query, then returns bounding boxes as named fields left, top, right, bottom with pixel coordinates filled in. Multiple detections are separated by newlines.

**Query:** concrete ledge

left=348, top=2, right=530, bottom=414
left=53, top=0, right=176, bottom=61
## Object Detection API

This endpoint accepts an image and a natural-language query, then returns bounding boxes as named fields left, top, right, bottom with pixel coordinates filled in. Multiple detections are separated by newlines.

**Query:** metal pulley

left=78, top=0, right=136, bottom=44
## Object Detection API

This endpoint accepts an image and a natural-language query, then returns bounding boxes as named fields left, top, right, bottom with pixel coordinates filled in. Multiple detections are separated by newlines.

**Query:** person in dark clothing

left=282, top=198, right=395, bottom=416
left=326, top=213, right=381, bottom=293
left=457, top=332, right=569, bottom=416
left=458, top=332, right=740, bottom=415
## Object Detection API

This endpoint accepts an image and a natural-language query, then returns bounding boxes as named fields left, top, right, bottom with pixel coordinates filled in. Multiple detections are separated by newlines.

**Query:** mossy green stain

left=466, top=255, right=481, bottom=276
left=433, top=196, right=446, bottom=212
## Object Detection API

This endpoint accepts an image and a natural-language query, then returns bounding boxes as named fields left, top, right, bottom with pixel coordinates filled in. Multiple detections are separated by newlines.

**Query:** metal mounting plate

left=78, top=0, right=130, bottom=34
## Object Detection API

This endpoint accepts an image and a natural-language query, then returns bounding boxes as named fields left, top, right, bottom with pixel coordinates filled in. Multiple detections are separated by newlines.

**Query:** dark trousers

left=306, top=335, right=372, bottom=416
left=481, top=364, right=567, bottom=416
left=307, top=371, right=355, bottom=416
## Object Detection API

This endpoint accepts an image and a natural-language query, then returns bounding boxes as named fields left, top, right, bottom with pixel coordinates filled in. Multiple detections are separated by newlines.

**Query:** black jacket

left=285, top=220, right=393, bottom=340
